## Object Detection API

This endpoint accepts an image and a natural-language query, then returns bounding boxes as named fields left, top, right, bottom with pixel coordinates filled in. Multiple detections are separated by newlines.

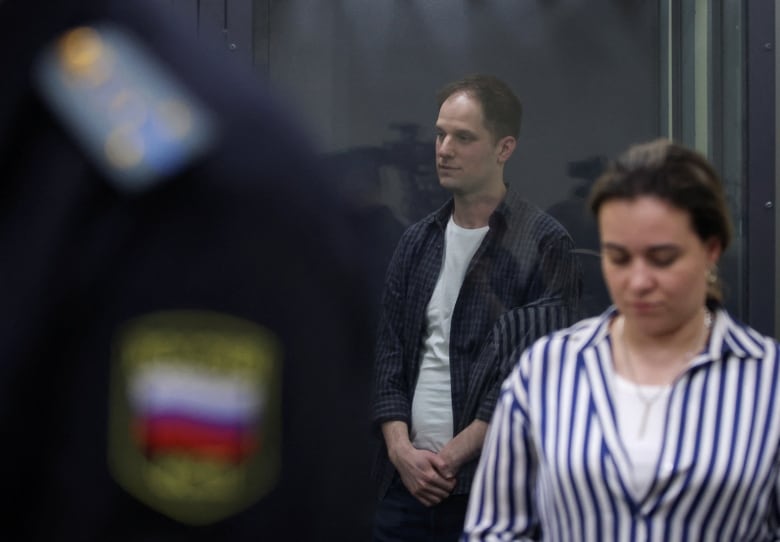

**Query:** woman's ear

left=705, top=236, right=723, bottom=265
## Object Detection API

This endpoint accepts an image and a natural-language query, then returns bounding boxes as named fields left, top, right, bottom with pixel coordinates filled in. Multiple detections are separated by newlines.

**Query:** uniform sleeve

left=463, top=350, right=540, bottom=541
left=371, top=232, right=413, bottom=430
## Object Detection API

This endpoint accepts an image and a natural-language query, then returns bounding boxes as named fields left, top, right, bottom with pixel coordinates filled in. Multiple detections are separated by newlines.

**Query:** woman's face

left=598, top=195, right=721, bottom=337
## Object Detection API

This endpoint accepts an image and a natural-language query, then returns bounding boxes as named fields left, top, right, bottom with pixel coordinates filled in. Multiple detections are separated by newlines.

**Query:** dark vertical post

left=746, top=0, right=776, bottom=335
left=226, top=0, right=254, bottom=66
left=253, top=0, right=271, bottom=76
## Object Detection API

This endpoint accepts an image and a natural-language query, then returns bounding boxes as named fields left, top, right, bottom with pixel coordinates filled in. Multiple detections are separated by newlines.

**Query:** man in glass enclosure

left=371, top=74, right=582, bottom=541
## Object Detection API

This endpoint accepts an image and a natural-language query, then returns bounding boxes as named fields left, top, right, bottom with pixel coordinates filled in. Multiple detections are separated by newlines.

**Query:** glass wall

left=265, top=0, right=660, bottom=317
left=184, top=0, right=759, bottom=323
left=661, top=0, right=745, bottom=317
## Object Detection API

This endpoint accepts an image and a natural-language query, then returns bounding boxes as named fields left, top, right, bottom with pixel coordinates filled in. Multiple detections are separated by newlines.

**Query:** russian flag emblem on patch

left=108, top=310, right=282, bottom=525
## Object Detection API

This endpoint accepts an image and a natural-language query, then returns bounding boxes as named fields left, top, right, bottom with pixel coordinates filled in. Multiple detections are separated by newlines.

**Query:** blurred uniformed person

left=0, top=0, right=376, bottom=539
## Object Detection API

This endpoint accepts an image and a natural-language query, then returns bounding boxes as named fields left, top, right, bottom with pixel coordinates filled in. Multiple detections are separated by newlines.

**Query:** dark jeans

left=373, top=477, right=469, bottom=542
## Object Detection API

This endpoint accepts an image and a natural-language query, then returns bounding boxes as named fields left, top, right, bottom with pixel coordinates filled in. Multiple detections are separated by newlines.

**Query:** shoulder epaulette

left=35, top=23, right=217, bottom=193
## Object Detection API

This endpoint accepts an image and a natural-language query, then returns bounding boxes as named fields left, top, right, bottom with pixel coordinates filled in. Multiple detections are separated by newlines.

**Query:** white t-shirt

left=613, top=373, right=672, bottom=496
left=411, top=215, right=489, bottom=452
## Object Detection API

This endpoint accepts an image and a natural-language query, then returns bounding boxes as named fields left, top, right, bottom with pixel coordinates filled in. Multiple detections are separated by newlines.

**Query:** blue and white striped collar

left=574, top=305, right=771, bottom=364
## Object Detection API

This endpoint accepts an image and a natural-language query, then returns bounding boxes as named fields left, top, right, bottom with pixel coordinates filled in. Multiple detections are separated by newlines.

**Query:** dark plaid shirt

left=371, top=185, right=582, bottom=497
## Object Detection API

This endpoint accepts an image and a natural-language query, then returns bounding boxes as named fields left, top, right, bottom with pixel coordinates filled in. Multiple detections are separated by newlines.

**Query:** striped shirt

left=464, top=306, right=780, bottom=541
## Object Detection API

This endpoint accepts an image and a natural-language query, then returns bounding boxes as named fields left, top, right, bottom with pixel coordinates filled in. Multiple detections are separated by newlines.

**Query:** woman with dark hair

left=463, top=139, right=780, bottom=541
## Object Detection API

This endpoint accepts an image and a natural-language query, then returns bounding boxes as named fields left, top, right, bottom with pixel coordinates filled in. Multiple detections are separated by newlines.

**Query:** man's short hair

left=436, top=74, right=522, bottom=141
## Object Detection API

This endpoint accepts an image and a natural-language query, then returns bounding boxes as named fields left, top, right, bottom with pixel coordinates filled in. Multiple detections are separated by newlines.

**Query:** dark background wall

left=161, top=0, right=662, bottom=318
left=268, top=1, right=658, bottom=208
left=266, top=0, right=659, bottom=316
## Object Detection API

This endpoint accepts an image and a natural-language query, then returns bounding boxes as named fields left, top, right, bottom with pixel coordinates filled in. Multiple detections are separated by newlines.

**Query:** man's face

left=434, top=92, right=511, bottom=196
